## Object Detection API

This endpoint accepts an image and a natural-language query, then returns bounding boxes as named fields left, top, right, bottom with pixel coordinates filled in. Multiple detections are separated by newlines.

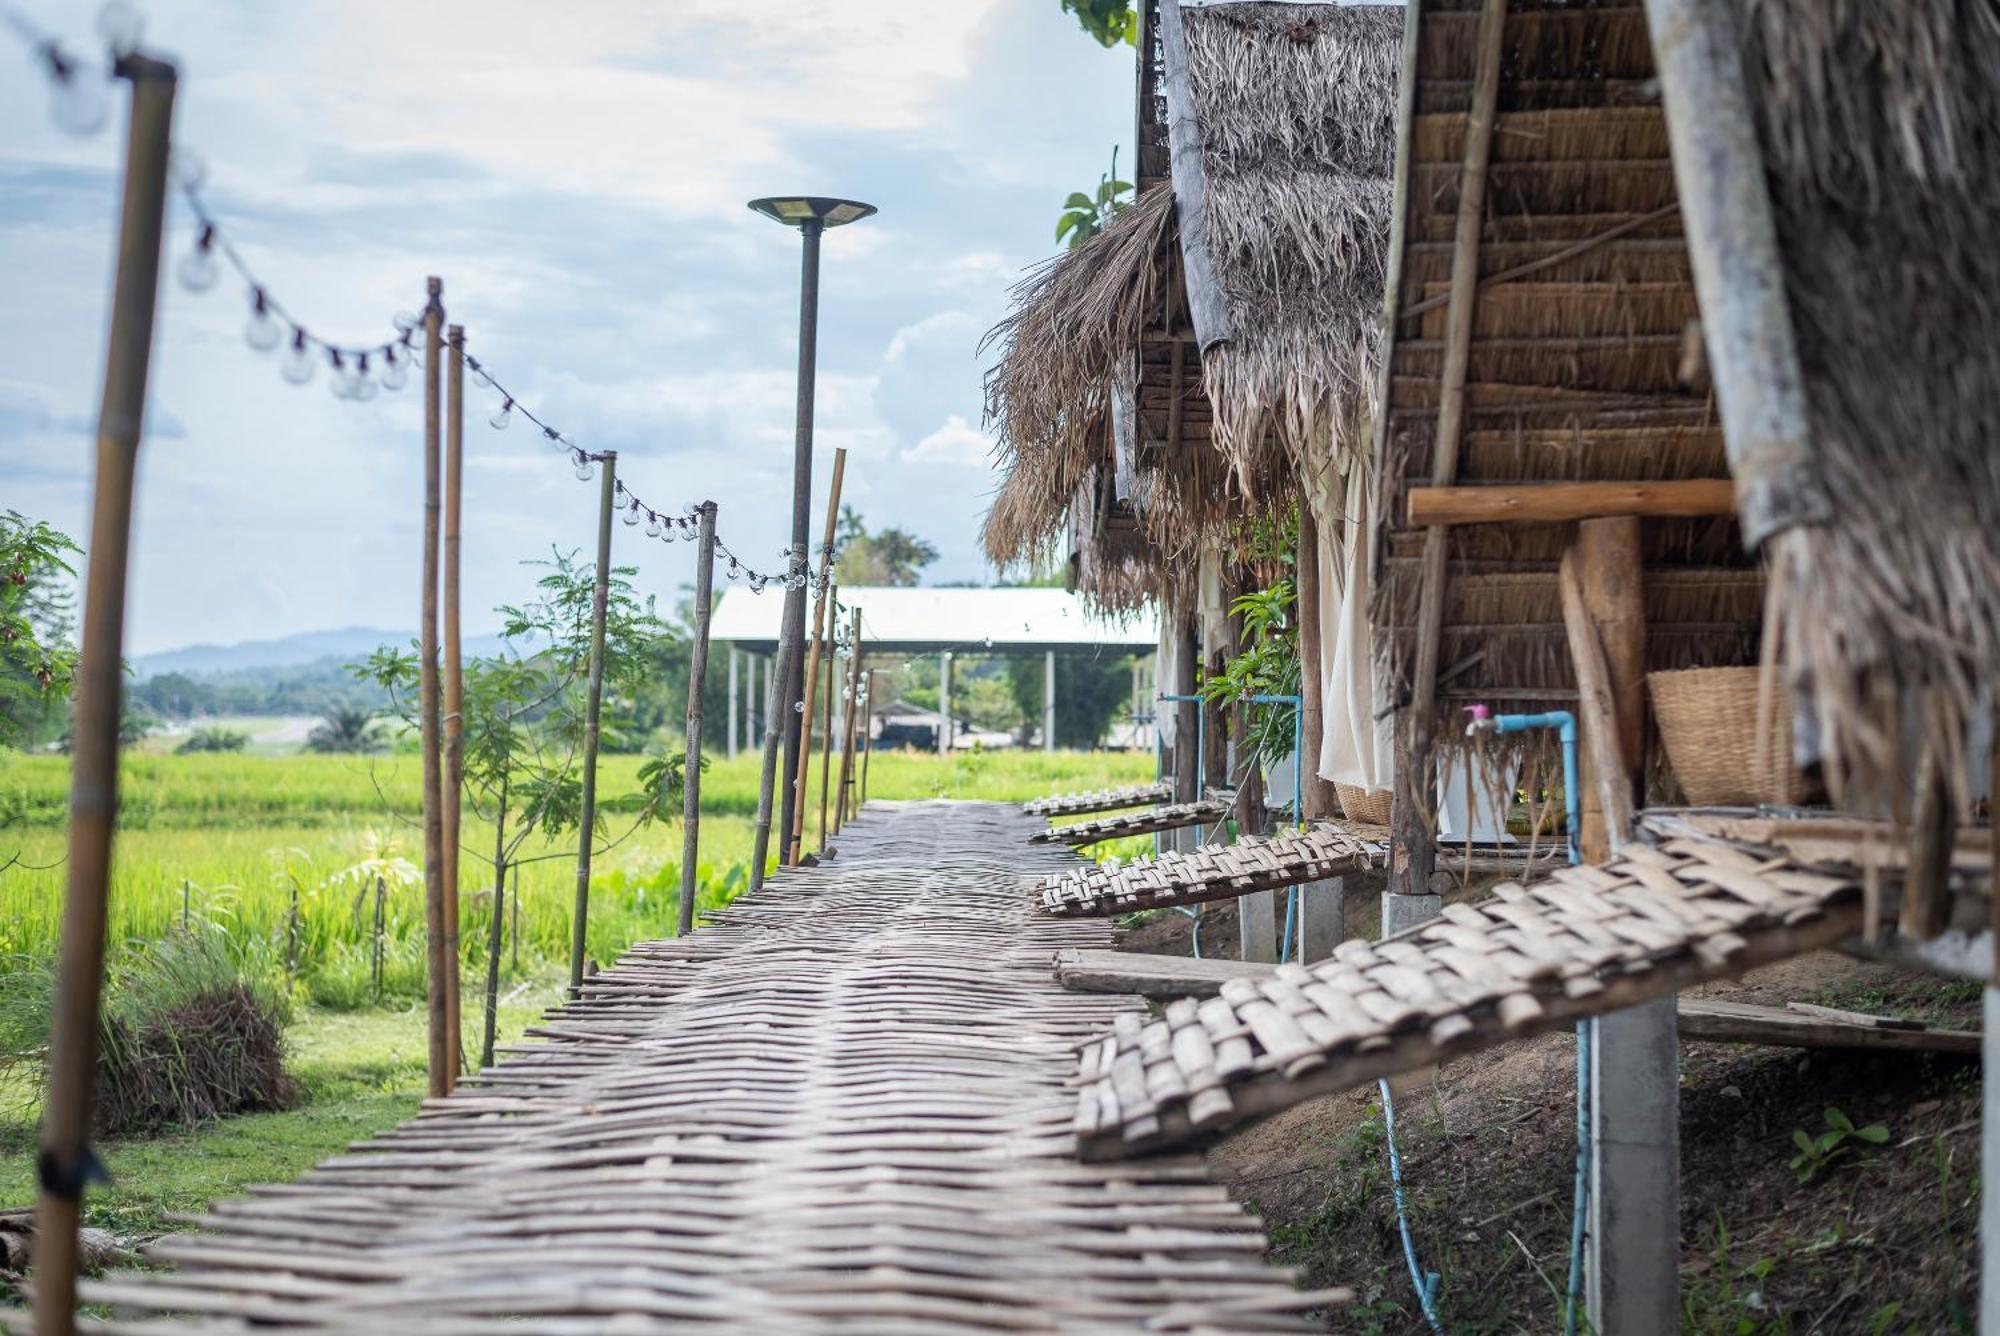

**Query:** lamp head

left=747, top=196, right=877, bottom=232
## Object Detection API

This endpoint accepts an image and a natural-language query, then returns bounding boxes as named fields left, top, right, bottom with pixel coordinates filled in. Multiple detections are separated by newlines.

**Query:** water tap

left=1463, top=703, right=1496, bottom=738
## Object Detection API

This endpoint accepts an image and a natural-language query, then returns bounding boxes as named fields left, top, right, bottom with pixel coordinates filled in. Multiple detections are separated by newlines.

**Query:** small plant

left=1056, top=147, right=1133, bottom=250
left=1790, top=1106, right=1890, bottom=1183
left=177, top=726, right=249, bottom=754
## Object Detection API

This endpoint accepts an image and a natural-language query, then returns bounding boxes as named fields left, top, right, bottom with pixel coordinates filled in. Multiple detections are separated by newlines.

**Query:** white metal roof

left=708, top=585, right=1158, bottom=654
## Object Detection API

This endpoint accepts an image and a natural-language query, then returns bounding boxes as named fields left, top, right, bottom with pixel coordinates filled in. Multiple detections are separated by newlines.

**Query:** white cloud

left=905, top=415, right=994, bottom=468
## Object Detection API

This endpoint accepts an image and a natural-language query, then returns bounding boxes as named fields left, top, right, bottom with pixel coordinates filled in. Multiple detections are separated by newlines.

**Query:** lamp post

left=746, top=196, right=875, bottom=882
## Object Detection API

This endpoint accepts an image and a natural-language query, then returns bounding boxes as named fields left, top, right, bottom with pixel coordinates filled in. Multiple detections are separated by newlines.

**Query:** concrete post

left=1381, top=890, right=1443, bottom=938
left=1299, top=878, right=1345, bottom=962
left=1588, top=996, right=1680, bottom=1334
left=1239, top=891, right=1278, bottom=964
left=938, top=651, right=952, bottom=755
left=1044, top=650, right=1057, bottom=753
left=1982, top=988, right=2000, bottom=1332
left=727, top=646, right=740, bottom=759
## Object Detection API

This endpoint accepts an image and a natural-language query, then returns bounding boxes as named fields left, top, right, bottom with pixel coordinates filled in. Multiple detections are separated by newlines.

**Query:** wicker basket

left=1336, top=782, right=1394, bottom=826
left=1647, top=667, right=1808, bottom=806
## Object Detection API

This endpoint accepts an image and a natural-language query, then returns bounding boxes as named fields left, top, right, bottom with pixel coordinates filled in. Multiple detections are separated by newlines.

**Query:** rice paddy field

left=0, top=747, right=1155, bottom=1007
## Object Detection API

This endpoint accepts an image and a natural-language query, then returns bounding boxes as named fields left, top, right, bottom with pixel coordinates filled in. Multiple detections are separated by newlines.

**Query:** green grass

left=0, top=748, right=1153, bottom=1000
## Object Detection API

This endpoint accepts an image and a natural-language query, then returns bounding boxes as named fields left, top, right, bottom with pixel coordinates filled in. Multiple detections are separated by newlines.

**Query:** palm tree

left=305, top=705, right=383, bottom=753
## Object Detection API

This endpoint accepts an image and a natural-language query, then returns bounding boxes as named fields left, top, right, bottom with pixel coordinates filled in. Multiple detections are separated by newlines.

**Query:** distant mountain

left=132, top=627, right=508, bottom=679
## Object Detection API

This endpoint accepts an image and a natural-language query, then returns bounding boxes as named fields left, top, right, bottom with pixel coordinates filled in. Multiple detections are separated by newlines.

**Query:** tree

left=1057, top=148, right=1134, bottom=251
left=1007, top=653, right=1134, bottom=748
left=1062, top=0, right=1137, bottom=46
left=177, top=727, right=249, bottom=754
left=0, top=511, right=80, bottom=750
left=356, top=548, right=688, bottom=1066
left=833, top=508, right=939, bottom=588
left=306, top=705, right=385, bottom=754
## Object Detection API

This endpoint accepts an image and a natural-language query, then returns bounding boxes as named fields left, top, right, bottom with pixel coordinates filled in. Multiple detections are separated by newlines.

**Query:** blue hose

left=1379, top=1078, right=1446, bottom=1333
left=1565, top=1022, right=1592, bottom=1334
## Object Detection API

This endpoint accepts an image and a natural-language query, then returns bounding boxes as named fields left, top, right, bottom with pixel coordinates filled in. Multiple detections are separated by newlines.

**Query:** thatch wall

left=1371, top=0, right=1761, bottom=742
left=1179, top=2, right=1400, bottom=491
left=1729, top=2, right=2000, bottom=808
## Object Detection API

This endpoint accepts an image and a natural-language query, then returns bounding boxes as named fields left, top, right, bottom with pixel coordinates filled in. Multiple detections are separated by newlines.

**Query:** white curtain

left=1317, top=451, right=1389, bottom=791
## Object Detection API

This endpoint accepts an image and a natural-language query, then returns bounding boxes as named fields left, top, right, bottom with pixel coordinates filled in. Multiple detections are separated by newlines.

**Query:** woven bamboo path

left=69, top=801, right=1344, bottom=1333
left=1072, top=834, right=1869, bottom=1160
left=1028, top=800, right=1232, bottom=847
left=1037, top=824, right=1388, bottom=918
left=1022, top=783, right=1173, bottom=818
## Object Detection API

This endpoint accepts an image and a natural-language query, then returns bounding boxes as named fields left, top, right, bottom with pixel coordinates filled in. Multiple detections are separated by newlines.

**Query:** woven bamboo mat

left=1028, top=800, right=1232, bottom=847
left=65, top=802, right=1344, bottom=1333
left=1071, top=834, right=1869, bottom=1161
left=1022, top=783, right=1173, bottom=818
left=1037, top=824, right=1388, bottom=918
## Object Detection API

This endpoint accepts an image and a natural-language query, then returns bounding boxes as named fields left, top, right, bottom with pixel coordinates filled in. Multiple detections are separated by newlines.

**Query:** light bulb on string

left=167, top=146, right=206, bottom=193
left=351, top=353, right=379, bottom=402
left=281, top=328, right=315, bottom=385
left=244, top=289, right=282, bottom=352
left=727, top=558, right=741, bottom=580
left=489, top=398, right=513, bottom=431
left=96, top=2, right=144, bottom=54
left=645, top=513, right=662, bottom=539
left=327, top=350, right=354, bottom=399
left=44, top=49, right=108, bottom=136
left=622, top=499, right=642, bottom=527
left=379, top=347, right=408, bottom=391
left=176, top=223, right=219, bottom=292
left=573, top=452, right=594, bottom=482
left=392, top=311, right=419, bottom=339
left=542, top=426, right=563, bottom=450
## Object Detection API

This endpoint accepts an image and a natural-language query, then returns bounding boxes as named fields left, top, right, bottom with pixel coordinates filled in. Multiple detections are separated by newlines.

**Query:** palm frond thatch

left=1734, top=0, right=2000, bottom=806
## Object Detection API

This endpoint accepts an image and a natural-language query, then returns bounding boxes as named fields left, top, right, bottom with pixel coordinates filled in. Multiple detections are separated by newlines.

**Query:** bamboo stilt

left=418, top=279, right=449, bottom=1098
left=788, top=450, right=846, bottom=862
left=815, top=583, right=838, bottom=851
left=34, top=54, right=176, bottom=1336
left=441, top=323, right=465, bottom=1084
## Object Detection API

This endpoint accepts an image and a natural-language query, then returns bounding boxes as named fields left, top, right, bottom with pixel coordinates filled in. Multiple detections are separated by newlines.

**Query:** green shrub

left=176, top=727, right=249, bottom=754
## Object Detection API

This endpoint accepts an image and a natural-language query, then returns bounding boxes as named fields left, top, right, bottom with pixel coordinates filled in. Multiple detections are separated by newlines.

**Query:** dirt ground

left=1113, top=901, right=1981, bottom=1334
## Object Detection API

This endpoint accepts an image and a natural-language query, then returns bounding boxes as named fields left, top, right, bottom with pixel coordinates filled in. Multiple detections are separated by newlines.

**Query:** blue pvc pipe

left=1156, top=693, right=1206, bottom=797
left=1490, top=709, right=1580, bottom=866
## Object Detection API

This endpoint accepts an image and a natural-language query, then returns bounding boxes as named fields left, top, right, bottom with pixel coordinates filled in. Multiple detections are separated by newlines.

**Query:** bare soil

left=1113, top=905, right=1980, bottom=1333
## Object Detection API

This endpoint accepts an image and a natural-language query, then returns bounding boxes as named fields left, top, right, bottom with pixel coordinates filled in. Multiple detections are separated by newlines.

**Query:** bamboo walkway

left=1021, top=783, right=1173, bottom=818
left=1038, top=824, right=1388, bottom=918
left=70, top=801, right=1342, bottom=1333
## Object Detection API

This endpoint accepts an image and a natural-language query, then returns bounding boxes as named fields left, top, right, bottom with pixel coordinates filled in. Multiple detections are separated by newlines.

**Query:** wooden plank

left=1560, top=543, right=1638, bottom=859
left=1407, top=480, right=1733, bottom=526
left=1054, top=949, right=1277, bottom=1000
left=1680, top=999, right=1979, bottom=1055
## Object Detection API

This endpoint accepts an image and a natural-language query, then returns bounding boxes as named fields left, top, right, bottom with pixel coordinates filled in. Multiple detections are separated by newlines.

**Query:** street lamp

left=745, top=195, right=875, bottom=887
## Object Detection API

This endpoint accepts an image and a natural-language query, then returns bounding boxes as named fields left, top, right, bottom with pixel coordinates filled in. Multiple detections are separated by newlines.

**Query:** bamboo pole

left=479, top=773, right=508, bottom=1072
left=34, top=54, right=175, bottom=1336
left=788, top=449, right=846, bottom=862
left=1400, top=0, right=1506, bottom=897
left=679, top=502, right=718, bottom=939
left=814, top=584, right=839, bottom=851
left=569, top=451, right=617, bottom=996
left=418, top=279, right=449, bottom=1098
left=441, top=323, right=465, bottom=1085
left=1407, top=480, right=1735, bottom=526
left=1559, top=544, right=1637, bottom=859
left=834, top=609, right=863, bottom=831
left=860, top=669, right=879, bottom=806
left=749, top=630, right=793, bottom=893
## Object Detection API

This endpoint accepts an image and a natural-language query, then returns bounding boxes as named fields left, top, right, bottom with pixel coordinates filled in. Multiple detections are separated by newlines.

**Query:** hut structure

left=1062, top=1, right=1997, bottom=1329
left=984, top=0, right=1402, bottom=831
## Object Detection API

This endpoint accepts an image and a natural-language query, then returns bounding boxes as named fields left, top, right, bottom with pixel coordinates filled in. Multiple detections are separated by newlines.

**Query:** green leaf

left=1825, top=1107, right=1854, bottom=1133
left=1854, top=1123, right=1891, bottom=1144
left=1063, top=191, right=1095, bottom=210
left=1791, top=1129, right=1815, bottom=1155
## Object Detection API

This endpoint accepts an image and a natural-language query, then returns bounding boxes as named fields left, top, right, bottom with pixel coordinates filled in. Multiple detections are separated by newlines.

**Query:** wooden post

left=814, top=585, right=838, bottom=852
left=1296, top=506, right=1338, bottom=819
left=727, top=646, right=739, bottom=759
left=1559, top=529, right=1640, bottom=860
left=441, top=323, right=465, bottom=1085
left=861, top=668, right=879, bottom=805
left=1404, top=0, right=1506, bottom=897
left=418, top=279, right=449, bottom=1097
left=938, top=651, right=953, bottom=756
left=1044, top=650, right=1057, bottom=752
left=835, top=609, right=863, bottom=831
left=679, top=502, right=718, bottom=938
left=568, top=451, right=616, bottom=995
left=788, top=450, right=846, bottom=862
left=33, top=55, right=175, bottom=1336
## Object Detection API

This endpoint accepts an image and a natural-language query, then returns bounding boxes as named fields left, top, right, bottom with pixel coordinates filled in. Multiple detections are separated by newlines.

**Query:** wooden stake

left=815, top=583, right=839, bottom=851
left=834, top=609, right=863, bottom=831
left=679, top=502, right=718, bottom=939
left=569, top=451, right=616, bottom=995
left=34, top=55, right=175, bottom=1336
left=441, top=323, right=465, bottom=1085
left=788, top=449, right=846, bottom=862
left=478, top=773, right=508, bottom=1072
left=860, top=669, right=879, bottom=806
left=1559, top=543, right=1637, bottom=859
left=1402, top=0, right=1505, bottom=896
left=418, top=279, right=448, bottom=1098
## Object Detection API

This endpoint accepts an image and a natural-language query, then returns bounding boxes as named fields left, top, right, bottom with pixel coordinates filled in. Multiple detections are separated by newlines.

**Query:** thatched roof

left=983, top=1, right=1400, bottom=605
left=1718, top=2, right=2000, bottom=808
left=1174, top=1, right=1399, bottom=490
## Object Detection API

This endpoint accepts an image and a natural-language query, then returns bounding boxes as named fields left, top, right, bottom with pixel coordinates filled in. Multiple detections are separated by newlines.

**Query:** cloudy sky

left=0, top=2, right=1130, bottom=655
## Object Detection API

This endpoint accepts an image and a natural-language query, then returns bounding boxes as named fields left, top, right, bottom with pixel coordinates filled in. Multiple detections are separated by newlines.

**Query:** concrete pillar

left=1982, top=988, right=2000, bottom=1332
left=1381, top=891, right=1442, bottom=938
left=1043, top=650, right=1057, bottom=753
left=727, top=647, right=739, bottom=759
left=1239, top=891, right=1278, bottom=964
left=1299, top=878, right=1345, bottom=962
left=1587, top=996, right=1680, bottom=1334
left=938, top=651, right=952, bottom=755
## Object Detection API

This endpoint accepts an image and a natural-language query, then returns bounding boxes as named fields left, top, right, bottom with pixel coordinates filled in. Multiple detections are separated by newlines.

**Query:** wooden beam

left=1559, top=542, right=1637, bottom=859
left=1406, top=479, right=1734, bottom=526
